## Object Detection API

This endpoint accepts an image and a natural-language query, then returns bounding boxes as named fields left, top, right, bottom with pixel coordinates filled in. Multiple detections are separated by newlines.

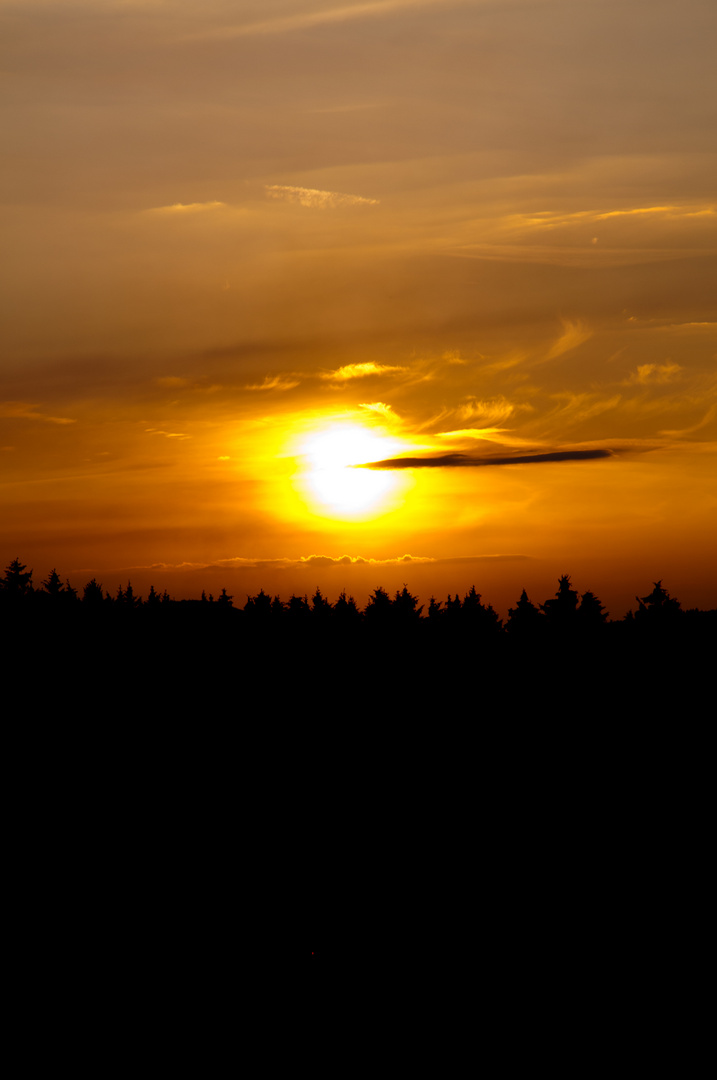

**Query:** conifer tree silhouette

left=427, top=596, right=443, bottom=620
left=287, top=593, right=310, bottom=619
left=334, top=590, right=360, bottom=622
left=392, top=585, right=423, bottom=621
left=364, top=586, right=392, bottom=624
left=577, top=590, right=607, bottom=628
left=541, top=575, right=579, bottom=630
left=146, top=584, right=161, bottom=607
left=461, top=585, right=502, bottom=635
left=125, top=581, right=140, bottom=607
left=244, top=589, right=273, bottom=620
left=270, top=595, right=284, bottom=619
left=2, top=557, right=33, bottom=598
left=42, top=568, right=64, bottom=597
left=311, top=587, right=332, bottom=618
left=635, top=581, right=682, bottom=623
left=444, top=593, right=462, bottom=620
left=83, top=578, right=104, bottom=605
left=506, top=589, right=543, bottom=636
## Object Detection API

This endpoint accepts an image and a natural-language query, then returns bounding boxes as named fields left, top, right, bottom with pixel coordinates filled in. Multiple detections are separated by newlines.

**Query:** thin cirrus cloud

left=0, top=402, right=76, bottom=425
left=144, top=428, right=191, bottom=439
left=504, top=204, right=715, bottom=231
left=359, top=402, right=400, bottom=420
left=245, top=375, right=300, bottom=391
left=147, top=201, right=227, bottom=214
left=321, top=362, right=405, bottom=381
left=184, top=0, right=475, bottom=41
left=545, top=319, right=592, bottom=361
left=265, top=185, right=379, bottom=209
left=626, top=363, right=682, bottom=385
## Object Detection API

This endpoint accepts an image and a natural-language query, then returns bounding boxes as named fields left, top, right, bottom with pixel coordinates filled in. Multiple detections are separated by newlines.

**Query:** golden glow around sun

left=290, top=421, right=411, bottom=520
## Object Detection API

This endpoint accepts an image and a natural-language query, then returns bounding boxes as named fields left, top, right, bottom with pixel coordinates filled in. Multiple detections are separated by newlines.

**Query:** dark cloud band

left=360, top=449, right=613, bottom=469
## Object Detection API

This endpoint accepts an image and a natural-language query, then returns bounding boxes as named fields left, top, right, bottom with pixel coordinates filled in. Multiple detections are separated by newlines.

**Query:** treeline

left=2, top=556, right=715, bottom=639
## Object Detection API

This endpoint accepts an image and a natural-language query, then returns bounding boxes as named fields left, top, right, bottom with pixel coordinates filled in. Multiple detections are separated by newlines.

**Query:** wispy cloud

left=626, top=362, right=682, bottom=385
left=454, top=396, right=516, bottom=424
left=660, top=403, right=717, bottom=438
left=0, top=401, right=75, bottom=425
left=359, top=402, right=400, bottom=421
left=435, top=427, right=510, bottom=442
left=266, top=185, right=378, bottom=209
left=245, top=375, right=300, bottom=391
left=506, top=204, right=715, bottom=231
left=147, top=201, right=226, bottom=214
left=186, top=0, right=471, bottom=41
left=322, top=362, right=404, bottom=381
left=144, top=428, right=191, bottom=439
left=545, top=319, right=592, bottom=360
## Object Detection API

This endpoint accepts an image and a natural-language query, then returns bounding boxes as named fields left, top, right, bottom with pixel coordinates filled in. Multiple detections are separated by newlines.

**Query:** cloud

left=359, top=402, right=400, bottom=420
left=109, top=551, right=532, bottom=580
left=545, top=319, right=592, bottom=360
left=627, top=362, right=682, bottom=385
left=361, top=448, right=614, bottom=469
left=322, top=362, right=404, bottom=381
left=455, top=397, right=516, bottom=424
left=144, top=428, right=191, bottom=439
left=435, top=427, right=510, bottom=442
left=186, top=0, right=471, bottom=41
left=506, top=204, right=715, bottom=231
left=0, top=401, right=75, bottom=425
left=245, top=375, right=300, bottom=391
left=265, top=185, right=379, bottom=209
left=298, top=553, right=433, bottom=567
left=660, top=403, right=717, bottom=438
left=147, top=201, right=226, bottom=214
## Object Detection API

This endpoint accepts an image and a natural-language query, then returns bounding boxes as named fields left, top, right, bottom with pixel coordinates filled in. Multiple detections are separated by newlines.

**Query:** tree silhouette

left=427, top=596, right=443, bottom=620
left=541, top=575, right=579, bottom=630
left=311, top=587, right=332, bottom=619
left=577, top=590, right=607, bottom=628
left=460, top=585, right=502, bottom=635
left=444, top=593, right=462, bottom=621
left=270, top=594, right=284, bottom=620
left=146, top=584, right=161, bottom=607
left=334, top=590, right=360, bottom=622
left=83, top=578, right=104, bottom=605
left=2, top=557, right=33, bottom=598
left=63, top=579, right=78, bottom=604
left=41, top=568, right=64, bottom=598
left=635, top=581, right=682, bottom=623
left=506, top=588, right=543, bottom=637
left=287, top=593, right=310, bottom=619
left=244, top=589, right=273, bottom=621
left=392, top=585, right=423, bottom=621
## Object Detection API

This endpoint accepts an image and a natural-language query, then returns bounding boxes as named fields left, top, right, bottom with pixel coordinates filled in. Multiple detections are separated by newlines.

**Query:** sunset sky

left=2, top=0, right=716, bottom=617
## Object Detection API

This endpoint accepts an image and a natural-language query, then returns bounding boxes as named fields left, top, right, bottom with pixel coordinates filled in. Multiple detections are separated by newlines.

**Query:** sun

left=292, top=421, right=409, bottom=520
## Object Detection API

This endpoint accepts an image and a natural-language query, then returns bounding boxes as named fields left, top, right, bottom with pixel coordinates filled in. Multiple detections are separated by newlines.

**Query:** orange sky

left=2, top=0, right=716, bottom=617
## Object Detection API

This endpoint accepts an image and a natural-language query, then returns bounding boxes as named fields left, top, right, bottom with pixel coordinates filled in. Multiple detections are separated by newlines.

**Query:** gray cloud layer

left=361, top=449, right=614, bottom=469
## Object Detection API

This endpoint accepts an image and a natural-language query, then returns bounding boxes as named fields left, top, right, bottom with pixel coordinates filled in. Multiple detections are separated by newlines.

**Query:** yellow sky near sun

left=1, top=0, right=716, bottom=615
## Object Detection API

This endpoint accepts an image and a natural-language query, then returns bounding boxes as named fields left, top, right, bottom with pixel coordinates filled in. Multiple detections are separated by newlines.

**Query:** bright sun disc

left=294, top=423, right=407, bottom=519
